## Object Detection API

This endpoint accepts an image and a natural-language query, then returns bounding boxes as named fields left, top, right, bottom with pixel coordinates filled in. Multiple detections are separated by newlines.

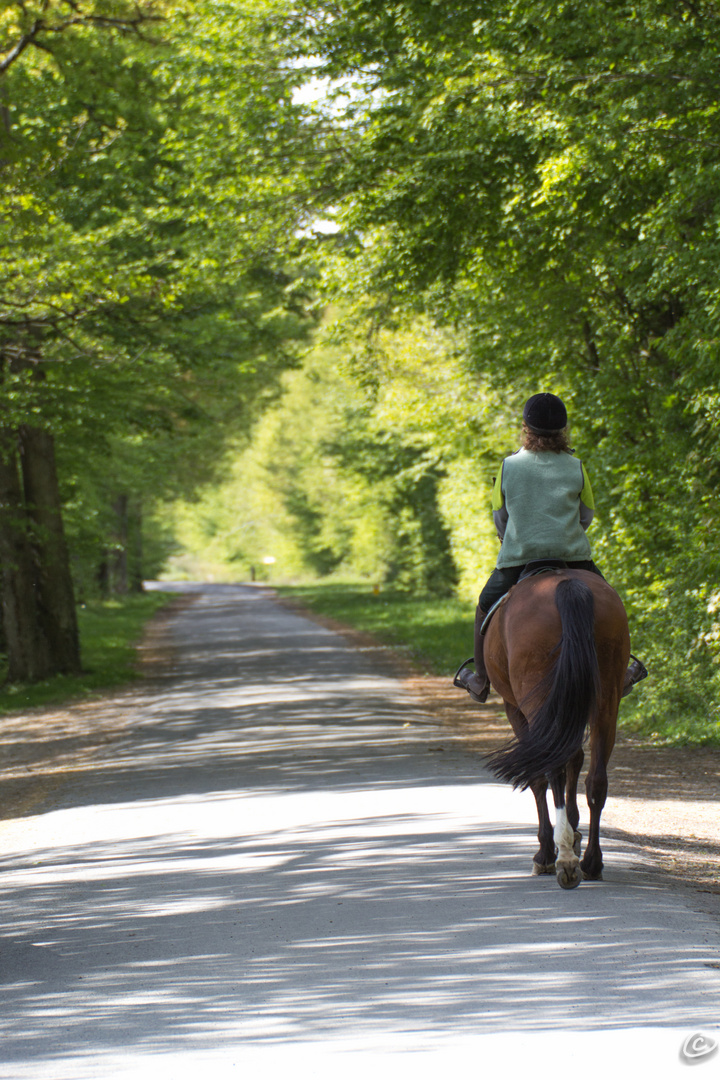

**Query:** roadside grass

left=276, top=582, right=475, bottom=675
left=0, top=591, right=175, bottom=716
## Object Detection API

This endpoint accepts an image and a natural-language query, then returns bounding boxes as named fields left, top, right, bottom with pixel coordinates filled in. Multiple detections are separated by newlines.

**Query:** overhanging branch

left=1, top=3, right=164, bottom=76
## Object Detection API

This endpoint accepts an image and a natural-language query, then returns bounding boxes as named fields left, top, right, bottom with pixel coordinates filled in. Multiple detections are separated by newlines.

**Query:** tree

left=0, top=0, right=321, bottom=680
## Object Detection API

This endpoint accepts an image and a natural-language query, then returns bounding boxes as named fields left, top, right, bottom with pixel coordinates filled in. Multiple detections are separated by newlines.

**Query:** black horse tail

left=486, top=578, right=600, bottom=790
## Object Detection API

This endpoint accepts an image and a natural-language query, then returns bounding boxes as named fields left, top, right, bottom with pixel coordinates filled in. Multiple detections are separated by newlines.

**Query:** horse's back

left=501, top=568, right=627, bottom=639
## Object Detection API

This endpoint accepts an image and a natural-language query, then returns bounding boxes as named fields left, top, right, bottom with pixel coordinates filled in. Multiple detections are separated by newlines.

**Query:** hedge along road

left=0, top=583, right=718, bottom=1080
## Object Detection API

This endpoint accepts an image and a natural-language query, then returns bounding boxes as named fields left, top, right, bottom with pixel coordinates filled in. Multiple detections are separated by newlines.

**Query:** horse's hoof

left=556, top=864, right=582, bottom=890
left=582, top=869, right=604, bottom=881
left=532, top=860, right=556, bottom=875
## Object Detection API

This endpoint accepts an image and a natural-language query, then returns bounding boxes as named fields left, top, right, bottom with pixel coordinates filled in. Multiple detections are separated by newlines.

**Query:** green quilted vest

left=495, top=448, right=592, bottom=568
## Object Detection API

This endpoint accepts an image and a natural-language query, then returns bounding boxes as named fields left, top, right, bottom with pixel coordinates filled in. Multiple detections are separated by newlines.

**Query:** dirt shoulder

left=0, top=595, right=191, bottom=822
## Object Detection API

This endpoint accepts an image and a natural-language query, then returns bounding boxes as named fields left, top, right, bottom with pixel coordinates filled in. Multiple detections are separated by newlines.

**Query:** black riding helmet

left=523, top=392, right=567, bottom=434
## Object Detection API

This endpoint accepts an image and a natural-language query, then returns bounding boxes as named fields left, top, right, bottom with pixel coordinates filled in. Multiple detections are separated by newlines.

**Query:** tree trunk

left=0, top=428, right=54, bottom=681
left=19, top=425, right=82, bottom=675
left=130, top=498, right=144, bottom=593
left=97, top=555, right=110, bottom=597
left=111, top=493, right=129, bottom=594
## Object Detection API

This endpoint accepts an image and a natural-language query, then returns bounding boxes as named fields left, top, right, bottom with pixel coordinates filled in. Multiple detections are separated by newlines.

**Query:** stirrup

left=453, top=658, right=475, bottom=691
left=622, top=654, right=648, bottom=698
left=629, top=654, right=648, bottom=683
left=453, top=658, right=490, bottom=703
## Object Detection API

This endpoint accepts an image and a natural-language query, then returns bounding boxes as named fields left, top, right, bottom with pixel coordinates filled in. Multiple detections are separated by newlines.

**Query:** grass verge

left=276, top=582, right=475, bottom=676
left=0, top=591, right=176, bottom=716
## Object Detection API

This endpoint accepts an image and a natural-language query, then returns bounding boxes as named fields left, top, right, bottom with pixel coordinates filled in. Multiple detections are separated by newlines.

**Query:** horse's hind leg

left=581, top=714, right=616, bottom=880
left=565, top=748, right=584, bottom=857
left=550, top=770, right=582, bottom=890
left=503, top=704, right=556, bottom=874
left=529, top=778, right=556, bottom=874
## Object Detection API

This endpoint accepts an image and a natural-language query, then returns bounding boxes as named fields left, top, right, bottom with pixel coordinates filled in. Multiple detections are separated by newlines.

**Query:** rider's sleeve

left=579, top=462, right=595, bottom=530
left=493, top=506, right=509, bottom=539
left=491, top=462, right=504, bottom=511
left=491, top=462, right=508, bottom=539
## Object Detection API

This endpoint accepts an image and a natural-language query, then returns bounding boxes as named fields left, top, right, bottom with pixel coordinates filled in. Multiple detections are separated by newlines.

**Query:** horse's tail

left=486, top=578, right=600, bottom=790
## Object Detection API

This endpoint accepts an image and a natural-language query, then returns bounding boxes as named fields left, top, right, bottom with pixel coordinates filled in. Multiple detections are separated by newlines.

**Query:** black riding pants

left=478, top=560, right=605, bottom=613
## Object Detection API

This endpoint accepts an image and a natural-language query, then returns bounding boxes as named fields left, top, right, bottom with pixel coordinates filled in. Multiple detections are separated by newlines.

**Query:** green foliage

left=162, top=319, right=474, bottom=594
left=320, top=313, right=513, bottom=595
left=1, top=0, right=322, bottom=600
left=272, top=0, right=720, bottom=739
left=163, top=340, right=393, bottom=582
left=0, top=590, right=174, bottom=714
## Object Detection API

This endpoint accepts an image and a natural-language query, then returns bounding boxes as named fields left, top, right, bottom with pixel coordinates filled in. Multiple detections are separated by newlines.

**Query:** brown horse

left=483, top=569, right=629, bottom=889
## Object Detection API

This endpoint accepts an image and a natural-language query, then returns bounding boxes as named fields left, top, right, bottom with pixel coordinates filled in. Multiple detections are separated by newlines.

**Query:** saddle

left=518, top=558, right=568, bottom=581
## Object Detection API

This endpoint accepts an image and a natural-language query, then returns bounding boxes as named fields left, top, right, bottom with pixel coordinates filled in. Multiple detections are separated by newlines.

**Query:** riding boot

left=456, top=606, right=491, bottom=703
left=621, top=654, right=648, bottom=698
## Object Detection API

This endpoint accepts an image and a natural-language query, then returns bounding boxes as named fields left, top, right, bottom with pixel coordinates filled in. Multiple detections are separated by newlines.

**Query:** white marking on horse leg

left=554, top=807, right=577, bottom=867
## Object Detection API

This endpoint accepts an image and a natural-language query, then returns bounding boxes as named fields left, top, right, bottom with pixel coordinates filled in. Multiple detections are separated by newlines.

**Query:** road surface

left=0, top=583, right=718, bottom=1079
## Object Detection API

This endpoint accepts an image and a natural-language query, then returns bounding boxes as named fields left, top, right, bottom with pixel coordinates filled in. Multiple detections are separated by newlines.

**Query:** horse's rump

left=485, top=571, right=628, bottom=789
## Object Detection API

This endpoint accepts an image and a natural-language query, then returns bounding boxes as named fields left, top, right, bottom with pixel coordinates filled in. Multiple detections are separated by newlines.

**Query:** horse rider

left=456, top=392, right=647, bottom=703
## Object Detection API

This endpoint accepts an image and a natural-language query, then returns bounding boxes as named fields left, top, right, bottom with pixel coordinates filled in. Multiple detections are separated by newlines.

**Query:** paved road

left=0, top=584, right=718, bottom=1079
